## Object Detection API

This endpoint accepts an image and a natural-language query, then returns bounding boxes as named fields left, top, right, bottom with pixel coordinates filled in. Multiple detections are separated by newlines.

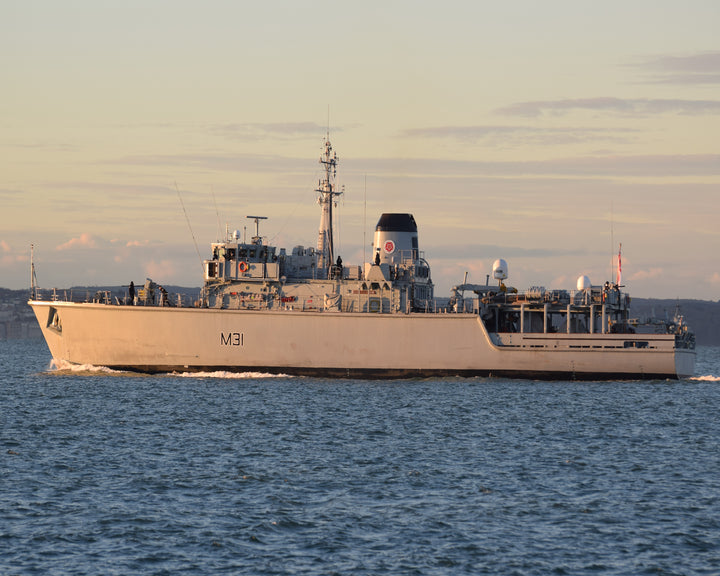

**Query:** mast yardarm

left=316, top=135, right=343, bottom=276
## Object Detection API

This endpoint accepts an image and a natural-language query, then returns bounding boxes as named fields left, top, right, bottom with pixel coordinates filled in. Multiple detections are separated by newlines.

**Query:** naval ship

left=29, top=137, right=695, bottom=379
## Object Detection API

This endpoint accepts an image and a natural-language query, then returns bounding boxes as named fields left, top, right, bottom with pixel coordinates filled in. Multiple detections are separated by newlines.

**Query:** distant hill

left=631, top=298, right=720, bottom=347
left=3, top=288, right=719, bottom=346
left=0, top=287, right=42, bottom=339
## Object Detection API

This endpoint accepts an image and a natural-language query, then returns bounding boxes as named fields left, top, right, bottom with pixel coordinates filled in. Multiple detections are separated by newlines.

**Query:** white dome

left=492, top=259, right=508, bottom=280
left=577, top=275, right=592, bottom=291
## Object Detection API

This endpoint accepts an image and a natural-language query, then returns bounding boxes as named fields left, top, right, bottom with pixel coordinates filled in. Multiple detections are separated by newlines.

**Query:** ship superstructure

left=29, top=136, right=695, bottom=379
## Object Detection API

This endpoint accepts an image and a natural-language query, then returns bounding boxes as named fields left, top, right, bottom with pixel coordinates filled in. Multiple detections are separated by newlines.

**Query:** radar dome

left=577, top=275, right=591, bottom=291
left=492, top=259, right=508, bottom=280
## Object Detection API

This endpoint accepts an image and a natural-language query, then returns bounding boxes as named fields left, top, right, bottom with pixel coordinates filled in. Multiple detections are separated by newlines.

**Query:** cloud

left=56, top=233, right=98, bottom=251
left=144, top=259, right=177, bottom=281
left=106, top=146, right=720, bottom=180
left=709, top=272, right=720, bottom=285
left=0, top=188, right=24, bottom=199
left=430, top=243, right=587, bottom=261
left=112, top=152, right=309, bottom=174
left=629, top=268, right=664, bottom=281
left=113, top=239, right=152, bottom=263
left=538, top=154, right=720, bottom=177
left=0, top=139, right=76, bottom=152
left=399, top=125, right=636, bottom=146
left=214, top=122, right=336, bottom=141
left=632, top=51, right=720, bottom=85
left=346, top=153, right=720, bottom=178
left=0, top=240, right=29, bottom=266
left=0, top=254, right=18, bottom=266
left=495, top=97, right=720, bottom=118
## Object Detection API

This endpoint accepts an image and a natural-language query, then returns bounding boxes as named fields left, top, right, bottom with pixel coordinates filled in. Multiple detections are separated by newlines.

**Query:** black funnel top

left=375, top=213, right=417, bottom=232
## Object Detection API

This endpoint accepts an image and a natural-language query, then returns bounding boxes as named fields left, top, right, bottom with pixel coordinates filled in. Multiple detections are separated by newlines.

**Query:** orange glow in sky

left=2, top=1, right=719, bottom=299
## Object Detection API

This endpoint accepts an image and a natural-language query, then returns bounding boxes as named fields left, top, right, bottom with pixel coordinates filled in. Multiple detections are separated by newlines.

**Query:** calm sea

left=2, top=340, right=719, bottom=575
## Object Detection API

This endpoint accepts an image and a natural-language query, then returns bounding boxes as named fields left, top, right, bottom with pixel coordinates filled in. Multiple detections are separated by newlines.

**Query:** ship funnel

left=373, top=213, right=418, bottom=266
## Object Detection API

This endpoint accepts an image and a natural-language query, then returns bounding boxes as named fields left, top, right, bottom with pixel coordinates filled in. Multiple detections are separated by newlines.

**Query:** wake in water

left=48, top=358, right=128, bottom=375
left=687, top=346, right=720, bottom=382
left=47, top=358, right=286, bottom=379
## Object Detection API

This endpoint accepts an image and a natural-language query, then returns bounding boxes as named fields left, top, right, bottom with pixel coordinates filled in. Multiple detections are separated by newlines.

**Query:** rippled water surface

left=2, top=340, right=720, bottom=575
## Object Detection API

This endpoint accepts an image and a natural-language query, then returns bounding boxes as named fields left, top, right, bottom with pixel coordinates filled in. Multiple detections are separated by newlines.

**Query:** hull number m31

left=221, top=332, right=244, bottom=346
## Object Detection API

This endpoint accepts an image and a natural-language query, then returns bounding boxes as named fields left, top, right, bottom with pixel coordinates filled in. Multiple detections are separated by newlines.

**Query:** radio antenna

left=363, top=175, right=367, bottom=266
left=610, top=200, right=614, bottom=283
left=176, top=182, right=204, bottom=276
left=211, top=186, right=222, bottom=242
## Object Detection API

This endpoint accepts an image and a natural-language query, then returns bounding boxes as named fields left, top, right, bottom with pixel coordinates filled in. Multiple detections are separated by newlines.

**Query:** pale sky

left=2, top=1, right=719, bottom=299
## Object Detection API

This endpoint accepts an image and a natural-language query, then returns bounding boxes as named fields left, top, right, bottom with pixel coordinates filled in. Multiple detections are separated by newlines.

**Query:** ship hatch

left=47, top=307, right=62, bottom=333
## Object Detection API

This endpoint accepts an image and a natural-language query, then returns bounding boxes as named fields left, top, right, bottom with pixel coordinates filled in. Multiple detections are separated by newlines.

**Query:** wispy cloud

left=345, top=153, right=720, bottom=178
left=56, top=233, right=98, bottom=251
left=537, top=154, right=720, bottom=177
left=629, top=267, right=665, bottom=282
left=144, top=259, right=177, bottom=281
left=56, top=234, right=157, bottom=257
left=495, top=97, right=720, bottom=117
left=0, top=240, right=29, bottom=266
left=430, top=243, right=586, bottom=260
left=0, top=188, right=23, bottom=197
left=112, top=152, right=310, bottom=174
left=632, top=51, right=720, bottom=85
left=0, top=138, right=76, bottom=152
left=399, top=125, right=635, bottom=146
left=105, top=144, right=720, bottom=180
left=213, top=122, right=336, bottom=141
left=0, top=188, right=25, bottom=208
left=112, top=240, right=153, bottom=263
left=125, top=240, right=149, bottom=248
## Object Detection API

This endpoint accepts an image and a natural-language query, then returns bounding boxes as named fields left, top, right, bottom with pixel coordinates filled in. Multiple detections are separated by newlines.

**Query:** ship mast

left=30, top=243, right=38, bottom=299
left=316, top=134, right=343, bottom=277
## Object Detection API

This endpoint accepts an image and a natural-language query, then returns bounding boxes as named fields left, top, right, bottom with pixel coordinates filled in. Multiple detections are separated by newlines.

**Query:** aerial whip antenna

left=211, top=186, right=222, bottom=242
left=175, top=182, right=204, bottom=277
left=363, top=175, right=367, bottom=267
left=610, top=200, right=614, bottom=283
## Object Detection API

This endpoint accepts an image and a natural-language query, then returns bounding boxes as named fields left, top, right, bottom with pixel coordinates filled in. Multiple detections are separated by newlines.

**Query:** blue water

left=2, top=340, right=720, bottom=575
